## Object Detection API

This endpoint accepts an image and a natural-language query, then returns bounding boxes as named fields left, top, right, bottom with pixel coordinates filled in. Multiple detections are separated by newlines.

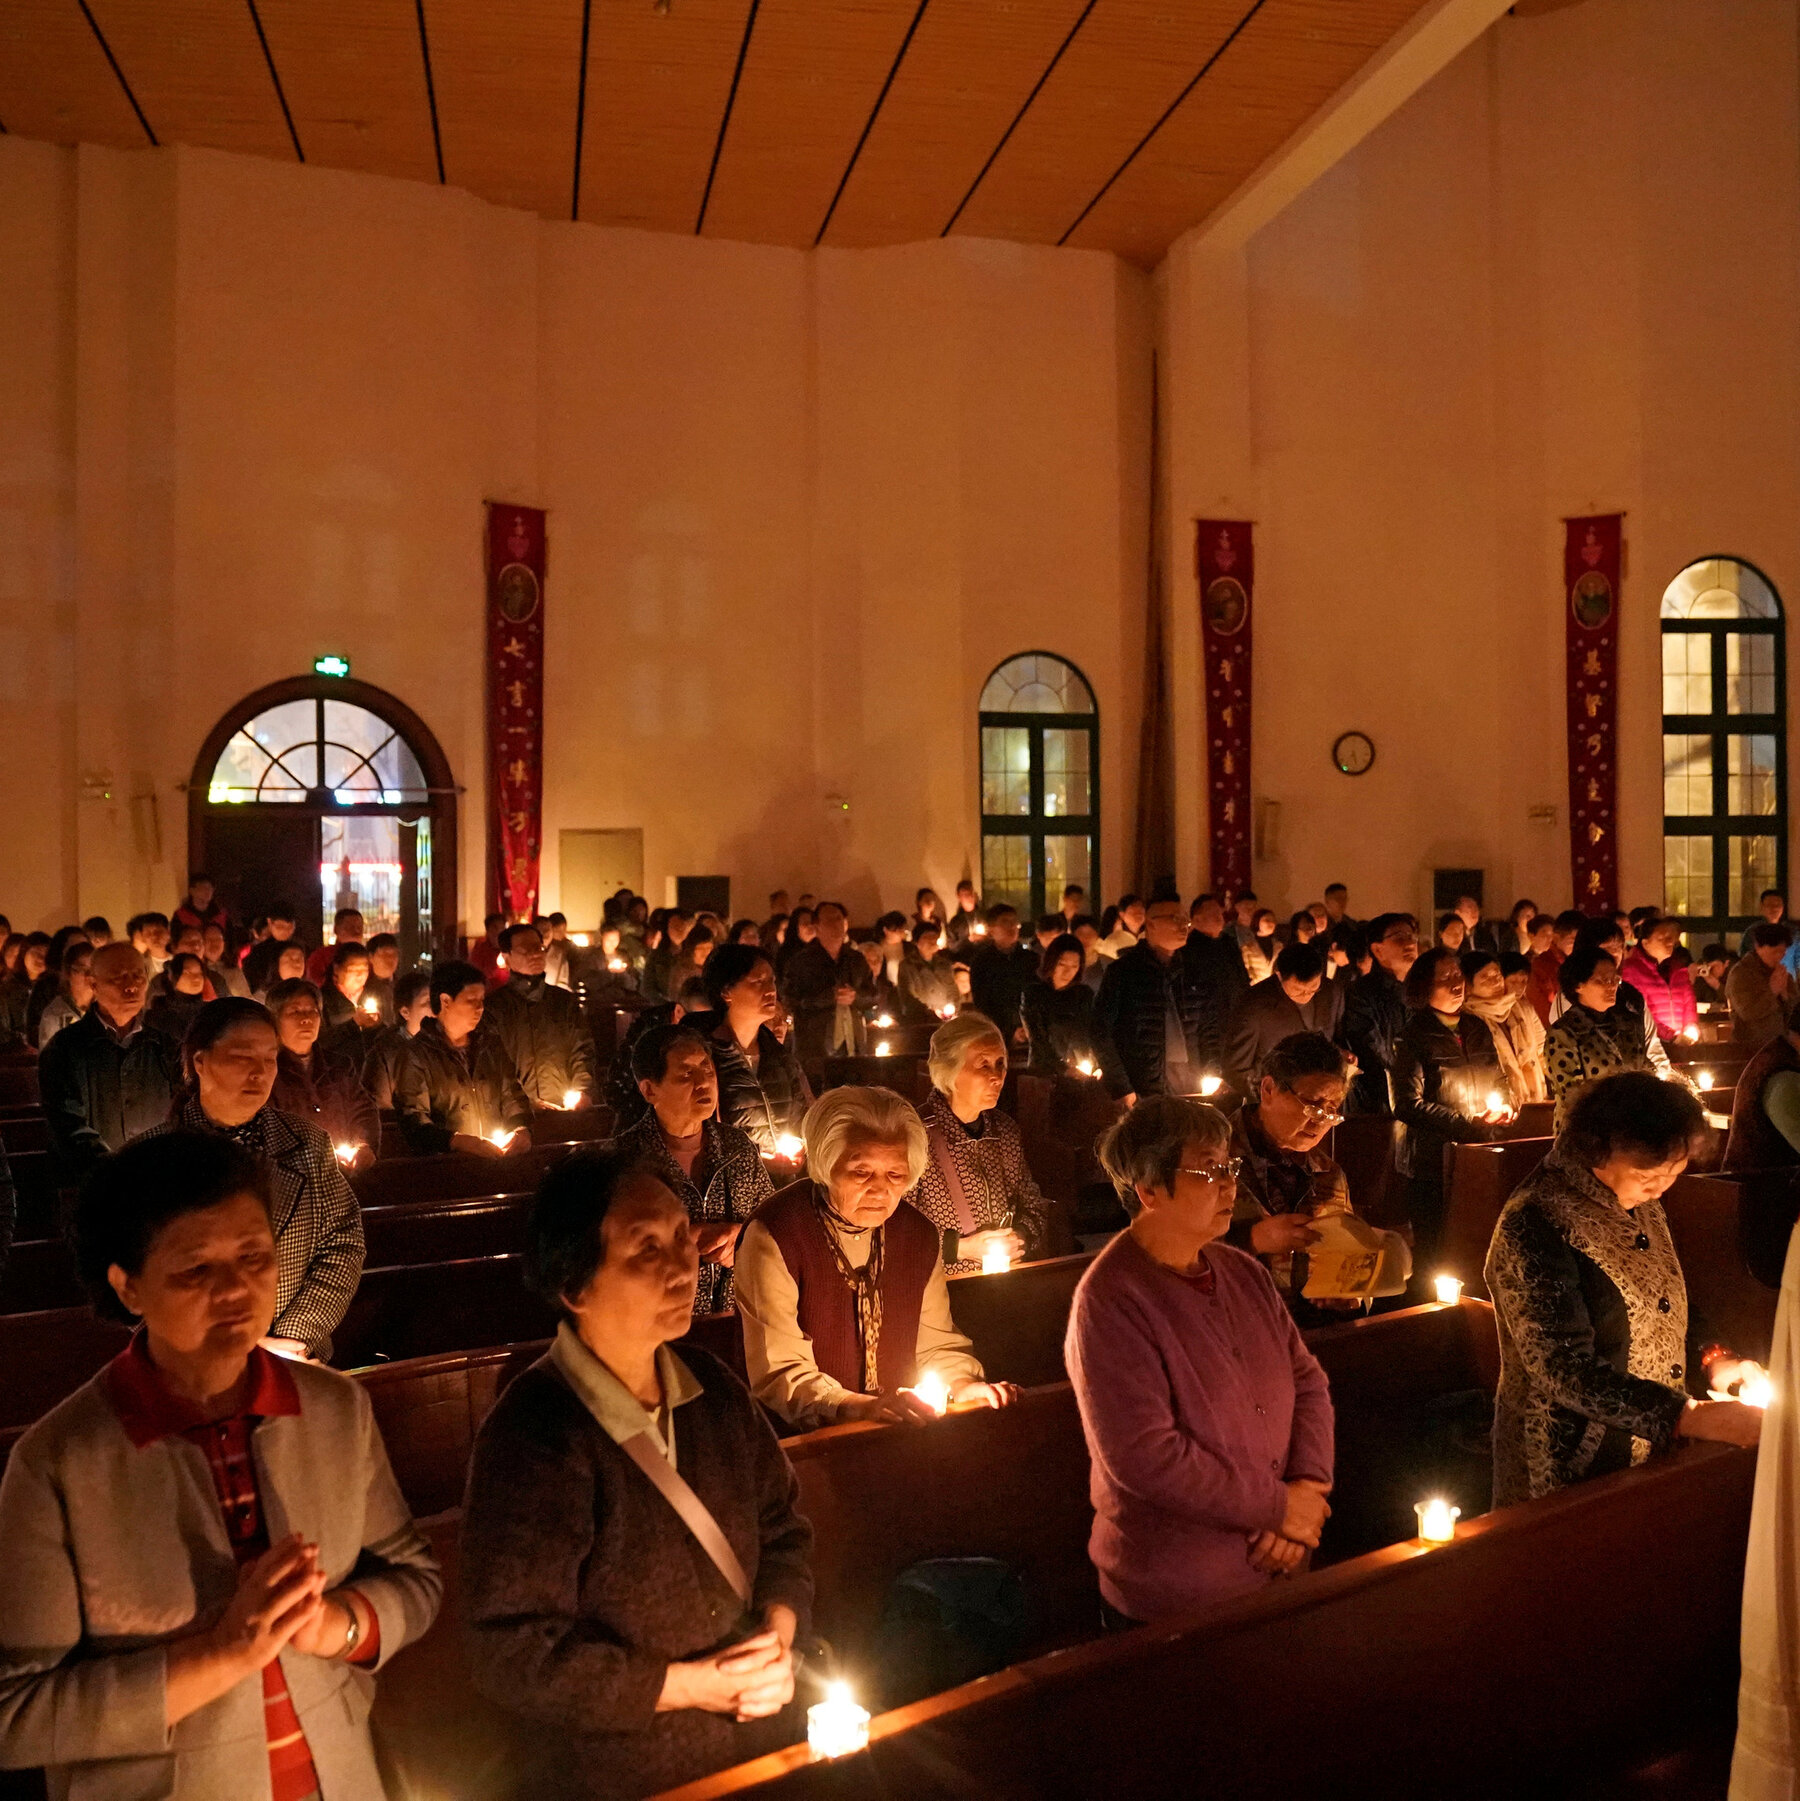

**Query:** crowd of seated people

left=0, top=866, right=1786, bottom=1797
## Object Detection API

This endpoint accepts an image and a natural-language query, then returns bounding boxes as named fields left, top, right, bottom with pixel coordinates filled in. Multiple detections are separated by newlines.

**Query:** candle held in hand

left=1433, top=1274, right=1463, bottom=1307
left=1198, top=1074, right=1222, bottom=1097
left=334, top=1143, right=356, bottom=1167
left=776, top=1132, right=804, bottom=1160
left=1682, top=1024, right=1700, bottom=1043
left=807, top=1682, right=870, bottom=1759
left=607, top=956, right=627, bottom=972
left=1484, top=1091, right=1503, bottom=1116
left=489, top=1128, right=513, bottom=1151
left=571, top=933, right=590, bottom=948
left=981, top=1240, right=1012, bottom=1275
left=362, top=998, right=379, bottom=1017
left=562, top=1089, right=581, bottom=1110
left=908, top=1370, right=950, bottom=1416
left=875, top=1014, right=894, bottom=1028
left=1074, top=1057, right=1096, bottom=1078
left=938, top=1003, right=957, bottom=1019
left=1415, top=1498, right=1459, bottom=1544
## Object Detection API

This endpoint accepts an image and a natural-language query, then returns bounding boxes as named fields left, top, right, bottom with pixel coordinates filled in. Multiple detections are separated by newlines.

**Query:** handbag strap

left=929, top=1126, right=979, bottom=1236
left=619, top=1432, right=753, bottom=1608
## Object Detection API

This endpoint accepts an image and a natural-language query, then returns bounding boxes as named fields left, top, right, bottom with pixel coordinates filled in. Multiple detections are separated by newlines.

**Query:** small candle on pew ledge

left=334, top=1142, right=357, bottom=1167
left=905, top=1370, right=950, bottom=1417
left=807, top=1681, right=870, bottom=1760
left=562, top=1089, right=582, bottom=1110
left=1198, top=1075, right=1223, bottom=1097
left=874, top=1040, right=892, bottom=1058
left=981, top=1240, right=1012, bottom=1275
left=1433, top=1274, right=1463, bottom=1307
left=1415, top=1498, right=1460, bottom=1544
left=488, top=1128, right=517, bottom=1152
left=1697, top=1069, right=1715, bottom=1091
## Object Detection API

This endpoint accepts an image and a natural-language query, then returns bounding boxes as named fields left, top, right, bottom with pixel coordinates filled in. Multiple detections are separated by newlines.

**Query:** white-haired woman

left=732, top=1086, right=1017, bottom=1431
left=912, top=1011, right=1051, bottom=1275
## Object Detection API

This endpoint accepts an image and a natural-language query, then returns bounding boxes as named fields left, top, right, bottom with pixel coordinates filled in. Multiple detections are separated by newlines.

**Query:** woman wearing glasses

left=1066, top=1096, right=1335, bottom=1629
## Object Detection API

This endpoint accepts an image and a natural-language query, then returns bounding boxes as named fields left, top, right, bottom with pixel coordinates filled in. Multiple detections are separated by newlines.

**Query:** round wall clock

left=1332, top=731, right=1375, bottom=776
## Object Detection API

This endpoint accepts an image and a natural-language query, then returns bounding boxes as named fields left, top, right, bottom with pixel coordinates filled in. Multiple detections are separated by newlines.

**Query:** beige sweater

left=0, top=1356, right=441, bottom=1801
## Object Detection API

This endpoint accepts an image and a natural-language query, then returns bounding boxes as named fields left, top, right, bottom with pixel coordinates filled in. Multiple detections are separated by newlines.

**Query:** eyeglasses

left=1277, top=1083, right=1345, bottom=1125
left=1178, top=1159, right=1242, bottom=1184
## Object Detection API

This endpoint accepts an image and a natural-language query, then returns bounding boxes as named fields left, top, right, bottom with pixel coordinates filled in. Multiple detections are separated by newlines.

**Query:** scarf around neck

left=814, top=1187, right=885, bottom=1394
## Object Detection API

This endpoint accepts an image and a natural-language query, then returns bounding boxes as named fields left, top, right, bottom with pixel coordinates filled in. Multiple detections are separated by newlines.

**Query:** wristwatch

left=339, top=1598, right=362, bottom=1658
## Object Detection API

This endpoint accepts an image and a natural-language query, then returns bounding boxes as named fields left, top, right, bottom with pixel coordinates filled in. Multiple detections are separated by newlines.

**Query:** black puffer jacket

left=1343, top=966, right=1408, bottom=1116
left=483, top=975, right=600, bottom=1108
left=1391, top=1009, right=1502, bottom=1180
left=1094, top=941, right=1207, bottom=1099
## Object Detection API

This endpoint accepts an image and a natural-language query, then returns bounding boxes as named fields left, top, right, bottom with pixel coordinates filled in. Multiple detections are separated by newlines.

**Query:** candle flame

left=876, top=1014, right=894, bottom=1028
left=1683, top=1024, right=1700, bottom=1043
left=1198, top=1075, right=1222, bottom=1097
left=776, top=1132, right=804, bottom=1160
left=1075, top=1057, right=1095, bottom=1077
left=607, top=957, right=627, bottom=972
left=910, top=1370, right=950, bottom=1416
left=1433, top=1274, right=1463, bottom=1306
left=874, top=1041, right=891, bottom=1057
left=562, top=1090, right=581, bottom=1110
left=1698, top=1069, right=1715, bottom=1091
left=334, top=1142, right=356, bottom=1166
left=489, top=1129, right=514, bottom=1150
left=363, top=998, right=380, bottom=1015
left=981, top=1240, right=1012, bottom=1274
left=571, top=933, right=591, bottom=948
left=938, top=1003, right=957, bottom=1019
left=1416, top=1497, right=1459, bottom=1543
left=1484, top=1091, right=1503, bottom=1115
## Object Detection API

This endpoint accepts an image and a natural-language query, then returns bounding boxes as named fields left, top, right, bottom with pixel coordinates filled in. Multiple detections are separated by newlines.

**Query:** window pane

left=1730, top=836, right=1780, bottom=917
left=980, top=727, right=1032, bottom=816
left=981, top=834, right=1033, bottom=917
left=979, top=654, right=1095, bottom=715
left=1663, top=836, right=1714, bottom=920
left=1661, top=557, right=1780, bottom=620
left=1042, top=729, right=1091, bottom=819
left=1726, top=634, right=1777, bottom=716
left=1661, top=633, right=1711, bottom=716
left=1662, top=734, right=1713, bottom=818
left=1044, top=835, right=1092, bottom=896
left=320, top=815, right=403, bottom=942
left=1728, top=734, right=1779, bottom=816
left=211, top=700, right=317, bottom=800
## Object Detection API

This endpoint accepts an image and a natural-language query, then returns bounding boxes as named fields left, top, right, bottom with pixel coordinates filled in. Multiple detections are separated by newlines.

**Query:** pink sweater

left=1065, top=1233, right=1334, bottom=1622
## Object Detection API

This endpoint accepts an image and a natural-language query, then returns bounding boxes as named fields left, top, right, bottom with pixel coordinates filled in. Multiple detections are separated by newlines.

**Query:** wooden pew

left=350, top=1141, right=575, bottom=1209
left=658, top=1435, right=1754, bottom=1801
left=331, top=1256, right=558, bottom=1368
left=0, top=1113, right=49, bottom=1157
left=943, top=1254, right=1092, bottom=1389
left=6, top=1150, right=69, bottom=1240
left=819, top=1057, right=931, bottom=1103
left=0, top=1064, right=39, bottom=1109
left=361, top=1194, right=535, bottom=1269
left=1008, top=1074, right=1123, bottom=1233
left=368, top=1302, right=1509, bottom=1801
left=1664, top=1170, right=1780, bottom=1365
left=1437, top=1138, right=1553, bottom=1295
left=1327, top=1115, right=1404, bottom=1228
left=0, top=1236, right=82, bottom=1314
left=0, top=1308, right=130, bottom=1429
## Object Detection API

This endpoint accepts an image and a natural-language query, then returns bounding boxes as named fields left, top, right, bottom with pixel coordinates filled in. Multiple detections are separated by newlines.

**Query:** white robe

left=1732, top=1216, right=1800, bottom=1799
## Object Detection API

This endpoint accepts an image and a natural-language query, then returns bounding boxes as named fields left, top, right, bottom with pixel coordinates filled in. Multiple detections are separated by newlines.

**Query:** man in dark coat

left=1342, top=912, right=1420, bottom=1115
left=1184, top=893, right=1251, bottom=1070
left=778, top=900, right=871, bottom=1063
left=1094, top=897, right=1211, bottom=1102
left=39, top=942, right=181, bottom=1180
left=967, top=905, right=1038, bottom=1045
left=1224, top=943, right=1345, bottom=1095
left=395, top=958, right=532, bottom=1154
left=483, top=924, right=600, bottom=1108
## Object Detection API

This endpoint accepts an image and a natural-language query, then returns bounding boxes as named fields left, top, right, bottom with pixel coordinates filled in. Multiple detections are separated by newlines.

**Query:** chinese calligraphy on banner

left=485, top=503, right=546, bottom=921
left=1197, top=520, right=1254, bottom=892
left=1564, top=513, right=1622, bottom=913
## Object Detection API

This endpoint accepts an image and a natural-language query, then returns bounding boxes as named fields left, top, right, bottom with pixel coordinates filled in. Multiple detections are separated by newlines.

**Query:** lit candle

left=571, top=933, right=591, bottom=948
left=363, top=998, right=380, bottom=1017
left=807, top=1681, right=870, bottom=1760
left=489, top=1128, right=515, bottom=1151
left=938, top=1003, right=957, bottom=1019
left=607, top=957, right=627, bottom=972
left=1415, top=1498, right=1460, bottom=1544
left=1198, top=1075, right=1222, bottom=1097
left=1484, top=1090, right=1503, bottom=1115
left=1074, top=1057, right=1096, bottom=1078
left=776, top=1132, right=804, bottom=1160
left=1433, top=1274, right=1463, bottom=1307
left=562, top=1089, right=582, bottom=1110
left=972, top=922, right=987, bottom=937
left=876, top=1014, right=894, bottom=1028
left=907, top=1370, right=950, bottom=1416
left=874, top=1040, right=891, bottom=1057
left=1682, top=1024, right=1700, bottom=1043
left=1742, top=1371, right=1775, bottom=1409
left=334, top=1142, right=356, bottom=1166
left=1698, top=1069, right=1715, bottom=1091
left=981, top=1239, right=1012, bottom=1275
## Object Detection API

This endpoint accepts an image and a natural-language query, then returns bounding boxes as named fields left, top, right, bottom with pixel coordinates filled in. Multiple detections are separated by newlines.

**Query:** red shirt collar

left=104, top=1331, right=301, bottom=1449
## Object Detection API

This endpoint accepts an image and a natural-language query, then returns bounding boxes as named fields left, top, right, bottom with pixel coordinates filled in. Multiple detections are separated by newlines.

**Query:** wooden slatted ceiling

left=949, top=0, right=1254, bottom=247
left=255, top=0, right=440, bottom=185
left=576, top=0, right=753, bottom=233
left=83, top=0, right=294, bottom=160
left=1067, top=0, right=1433, bottom=262
left=422, top=0, right=586, bottom=217
left=0, top=0, right=1444, bottom=267
left=817, top=0, right=1094, bottom=249
left=697, top=0, right=928, bottom=247
left=0, top=0, right=148, bottom=146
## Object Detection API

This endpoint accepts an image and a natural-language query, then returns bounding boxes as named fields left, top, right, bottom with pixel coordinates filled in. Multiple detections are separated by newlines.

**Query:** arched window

left=978, top=653, right=1099, bottom=921
left=189, top=677, right=457, bottom=964
left=1661, top=558, right=1786, bottom=945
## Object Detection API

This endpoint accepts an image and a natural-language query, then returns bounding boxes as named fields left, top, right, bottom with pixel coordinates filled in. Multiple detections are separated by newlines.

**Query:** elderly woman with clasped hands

left=1066, top=1096, right=1335, bottom=1629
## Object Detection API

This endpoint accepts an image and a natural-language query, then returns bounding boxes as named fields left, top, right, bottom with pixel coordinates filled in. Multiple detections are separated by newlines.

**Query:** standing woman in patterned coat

left=911, top=1012, right=1051, bottom=1275
left=1485, top=1072, right=1761, bottom=1505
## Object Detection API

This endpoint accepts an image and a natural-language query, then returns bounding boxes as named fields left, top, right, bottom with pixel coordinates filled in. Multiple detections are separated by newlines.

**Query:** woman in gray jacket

left=0, top=1131, right=440, bottom=1800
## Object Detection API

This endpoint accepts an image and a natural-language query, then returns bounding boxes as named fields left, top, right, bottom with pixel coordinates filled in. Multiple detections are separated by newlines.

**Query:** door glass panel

left=1662, top=735, right=1712, bottom=818
left=1663, top=836, right=1714, bottom=920
left=1043, top=729, right=1092, bottom=819
left=1661, top=634, right=1711, bottom=716
left=1728, top=735, right=1778, bottom=816
left=981, top=834, right=1033, bottom=917
left=320, top=815, right=403, bottom=942
left=1044, top=835, right=1092, bottom=897
left=1729, top=836, right=1780, bottom=917
left=1726, top=634, right=1777, bottom=715
left=981, top=727, right=1032, bottom=817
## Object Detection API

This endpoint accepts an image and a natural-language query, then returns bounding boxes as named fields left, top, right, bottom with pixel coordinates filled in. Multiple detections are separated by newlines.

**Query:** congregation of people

left=0, top=867, right=1792, bottom=1798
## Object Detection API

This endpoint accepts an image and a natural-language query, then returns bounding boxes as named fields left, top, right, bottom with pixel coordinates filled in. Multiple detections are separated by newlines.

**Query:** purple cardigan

left=1065, top=1232, right=1335, bottom=1622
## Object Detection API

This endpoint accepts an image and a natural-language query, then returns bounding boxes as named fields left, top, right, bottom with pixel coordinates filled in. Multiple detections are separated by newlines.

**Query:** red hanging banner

left=485, top=503, right=546, bottom=921
left=1197, top=520, right=1254, bottom=892
left=1564, top=513, right=1622, bottom=913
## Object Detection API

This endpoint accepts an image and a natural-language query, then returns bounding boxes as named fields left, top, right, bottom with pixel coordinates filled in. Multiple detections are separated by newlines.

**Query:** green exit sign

left=314, top=654, right=351, bottom=678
